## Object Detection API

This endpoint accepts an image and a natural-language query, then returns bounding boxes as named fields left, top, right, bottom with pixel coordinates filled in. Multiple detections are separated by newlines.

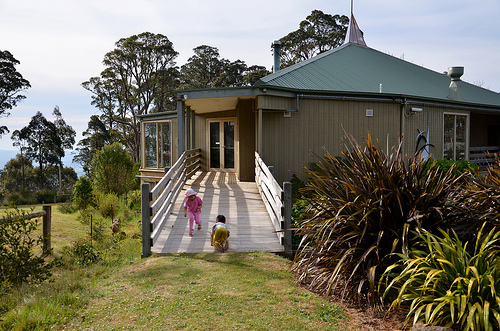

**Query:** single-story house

left=139, top=19, right=500, bottom=186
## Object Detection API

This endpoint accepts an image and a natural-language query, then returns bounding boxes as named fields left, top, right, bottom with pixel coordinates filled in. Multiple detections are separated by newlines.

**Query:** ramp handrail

left=142, top=148, right=201, bottom=257
left=255, top=152, right=292, bottom=256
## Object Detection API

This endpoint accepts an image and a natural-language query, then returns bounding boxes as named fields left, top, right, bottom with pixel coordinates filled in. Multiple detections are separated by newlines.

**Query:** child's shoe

left=197, top=224, right=202, bottom=230
left=189, top=231, right=193, bottom=237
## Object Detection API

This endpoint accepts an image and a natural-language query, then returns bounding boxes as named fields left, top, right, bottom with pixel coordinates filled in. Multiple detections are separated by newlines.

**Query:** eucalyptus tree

left=73, top=115, right=120, bottom=175
left=52, top=105, right=76, bottom=191
left=278, top=10, right=349, bottom=68
left=180, top=45, right=224, bottom=89
left=18, top=112, right=63, bottom=190
left=82, top=32, right=179, bottom=162
left=243, top=65, right=271, bottom=86
left=0, top=50, right=31, bottom=136
left=180, top=45, right=269, bottom=89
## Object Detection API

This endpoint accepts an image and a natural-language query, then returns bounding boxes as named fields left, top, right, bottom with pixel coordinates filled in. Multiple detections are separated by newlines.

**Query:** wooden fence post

left=141, top=182, right=152, bottom=258
left=42, top=205, right=51, bottom=254
left=283, top=181, right=292, bottom=257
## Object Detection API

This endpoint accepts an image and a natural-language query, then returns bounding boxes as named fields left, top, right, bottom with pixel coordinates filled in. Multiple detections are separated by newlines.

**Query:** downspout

left=400, top=100, right=405, bottom=155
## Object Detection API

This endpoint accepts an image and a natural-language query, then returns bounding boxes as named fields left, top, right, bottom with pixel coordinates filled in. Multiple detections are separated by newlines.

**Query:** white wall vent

left=366, top=109, right=374, bottom=117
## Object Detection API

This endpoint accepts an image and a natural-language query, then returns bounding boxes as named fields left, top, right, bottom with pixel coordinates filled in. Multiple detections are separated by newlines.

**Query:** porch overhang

left=176, top=86, right=295, bottom=114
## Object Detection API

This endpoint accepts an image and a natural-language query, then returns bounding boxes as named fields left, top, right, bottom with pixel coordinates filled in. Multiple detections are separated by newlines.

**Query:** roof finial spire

left=344, top=1, right=367, bottom=46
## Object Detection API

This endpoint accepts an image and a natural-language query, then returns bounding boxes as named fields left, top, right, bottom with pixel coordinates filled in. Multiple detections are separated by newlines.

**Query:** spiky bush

left=447, top=156, right=500, bottom=241
left=382, top=223, right=500, bottom=330
left=292, top=134, right=462, bottom=305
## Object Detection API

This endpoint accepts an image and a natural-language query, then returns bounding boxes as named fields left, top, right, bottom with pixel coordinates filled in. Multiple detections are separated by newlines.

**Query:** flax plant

left=383, top=223, right=500, bottom=330
left=292, top=134, right=462, bottom=305
left=449, top=156, right=500, bottom=240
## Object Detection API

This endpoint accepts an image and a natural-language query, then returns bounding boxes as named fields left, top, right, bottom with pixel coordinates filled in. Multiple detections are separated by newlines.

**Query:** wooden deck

left=151, top=172, right=284, bottom=254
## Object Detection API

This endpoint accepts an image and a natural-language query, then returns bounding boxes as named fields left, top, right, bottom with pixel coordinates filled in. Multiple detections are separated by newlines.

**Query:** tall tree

left=73, top=115, right=120, bottom=175
left=180, top=45, right=224, bottom=89
left=18, top=112, right=63, bottom=190
left=278, top=10, right=349, bottom=68
left=11, top=130, right=29, bottom=192
left=0, top=50, right=31, bottom=136
left=213, top=59, right=249, bottom=87
left=52, top=105, right=76, bottom=153
left=0, top=153, right=36, bottom=196
left=52, top=106, right=76, bottom=191
left=82, top=32, right=179, bottom=162
left=180, top=45, right=269, bottom=89
left=243, top=65, right=271, bottom=86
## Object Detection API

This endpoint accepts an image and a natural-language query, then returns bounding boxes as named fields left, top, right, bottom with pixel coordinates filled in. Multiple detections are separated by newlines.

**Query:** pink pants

left=188, top=210, right=201, bottom=232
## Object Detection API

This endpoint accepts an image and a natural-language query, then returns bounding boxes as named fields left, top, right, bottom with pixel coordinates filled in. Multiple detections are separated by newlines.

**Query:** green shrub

left=58, top=201, right=76, bottom=214
left=292, top=134, right=462, bottom=305
left=0, top=209, right=57, bottom=285
left=424, top=158, right=478, bottom=177
left=34, top=189, right=56, bottom=204
left=69, top=239, right=100, bottom=265
left=382, top=223, right=500, bottom=330
left=72, top=176, right=95, bottom=210
left=91, top=143, right=136, bottom=196
left=97, top=192, right=119, bottom=220
left=126, top=190, right=141, bottom=210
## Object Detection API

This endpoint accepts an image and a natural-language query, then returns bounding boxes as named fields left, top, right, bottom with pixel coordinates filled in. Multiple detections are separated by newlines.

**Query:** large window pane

left=210, top=122, right=220, bottom=168
left=161, top=123, right=171, bottom=168
left=443, top=114, right=467, bottom=161
left=456, top=115, right=466, bottom=160
left=145, top=123, right=157, bottom=168
left=224, top=121, right=234, bottom=168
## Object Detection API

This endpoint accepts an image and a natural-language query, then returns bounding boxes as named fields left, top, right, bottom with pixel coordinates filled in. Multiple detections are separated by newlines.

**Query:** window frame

left=142, top=120, right=172, bottom=169
left=443, top=112, right=469, bottom=161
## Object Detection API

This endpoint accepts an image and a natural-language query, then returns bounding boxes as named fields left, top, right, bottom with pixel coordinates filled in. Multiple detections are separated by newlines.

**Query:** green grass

left=0, top=204, right=348, bottom=330
left=1, top=251, right=347, bottom=330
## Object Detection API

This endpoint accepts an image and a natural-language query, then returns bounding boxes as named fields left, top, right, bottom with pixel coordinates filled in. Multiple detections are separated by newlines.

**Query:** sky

left=1, top=0, right=499, bottom=160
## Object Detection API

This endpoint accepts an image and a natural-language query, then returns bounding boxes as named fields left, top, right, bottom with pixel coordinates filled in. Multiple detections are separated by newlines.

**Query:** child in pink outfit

left=183, top=188, right=203, bottom=237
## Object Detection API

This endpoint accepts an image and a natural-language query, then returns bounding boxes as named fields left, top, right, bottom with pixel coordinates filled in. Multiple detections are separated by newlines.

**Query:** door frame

left=206, top=117, right=238, bottom=172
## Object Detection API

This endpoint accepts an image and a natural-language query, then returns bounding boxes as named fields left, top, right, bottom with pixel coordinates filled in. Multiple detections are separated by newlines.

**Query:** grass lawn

left=1, top=204, right=355, bottom=330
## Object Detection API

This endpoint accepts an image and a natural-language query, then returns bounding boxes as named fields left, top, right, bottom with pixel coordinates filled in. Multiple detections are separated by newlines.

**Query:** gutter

left=295, top=93, right=500, bottom=113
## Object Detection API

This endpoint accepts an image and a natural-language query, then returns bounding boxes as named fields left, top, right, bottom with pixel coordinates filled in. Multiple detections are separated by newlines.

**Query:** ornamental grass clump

left=292, top=133, right=462, bottom=306
left=382, top=223, right=500, bottom=330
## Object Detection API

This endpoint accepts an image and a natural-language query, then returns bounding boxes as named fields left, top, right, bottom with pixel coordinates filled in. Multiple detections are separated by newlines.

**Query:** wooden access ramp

left=151, top=172, right=284, bottom=254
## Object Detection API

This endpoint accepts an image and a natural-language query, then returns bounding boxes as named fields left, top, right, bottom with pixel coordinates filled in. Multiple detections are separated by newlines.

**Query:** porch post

left=186, top=106, right=191, bottom=150
left=283, top=181, right=292, bottom=256
left=141, top=182, right=152, bottom=258
left=177, top=98, right=185, bottom=157
left=191, top=108, right=196, bottom=149
left=258, top=108, right=262, bottom=153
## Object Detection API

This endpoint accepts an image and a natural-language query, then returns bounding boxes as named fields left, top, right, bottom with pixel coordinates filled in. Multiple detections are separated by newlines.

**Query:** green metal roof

left=255, top=43, right=500, bottom=109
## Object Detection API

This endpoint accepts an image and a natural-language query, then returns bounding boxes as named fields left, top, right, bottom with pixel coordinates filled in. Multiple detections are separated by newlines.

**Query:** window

left=443, top=114, right=467, bottom=160
left=144, top=121, right=171, bottom=168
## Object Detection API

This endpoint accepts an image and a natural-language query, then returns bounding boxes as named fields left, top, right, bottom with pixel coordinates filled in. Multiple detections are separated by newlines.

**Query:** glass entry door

left=209, top=119, right=235, bottom=171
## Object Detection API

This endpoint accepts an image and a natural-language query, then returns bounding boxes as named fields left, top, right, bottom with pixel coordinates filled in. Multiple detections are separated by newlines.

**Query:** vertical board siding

left=260, top=98, right=401, bottom=184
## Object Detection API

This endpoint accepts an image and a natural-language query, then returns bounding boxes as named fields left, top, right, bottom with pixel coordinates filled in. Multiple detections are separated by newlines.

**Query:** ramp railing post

left=283, top=181, right=292, bottom=256
left=141, top=182, right=152, bottom=258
